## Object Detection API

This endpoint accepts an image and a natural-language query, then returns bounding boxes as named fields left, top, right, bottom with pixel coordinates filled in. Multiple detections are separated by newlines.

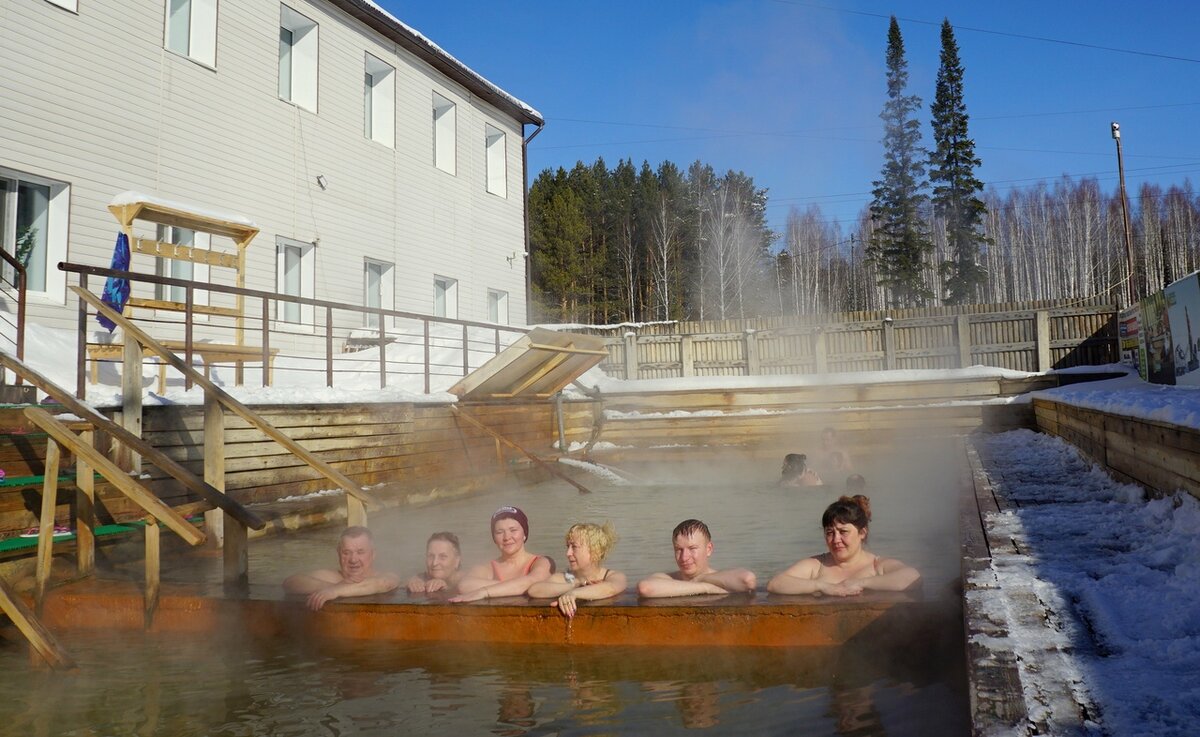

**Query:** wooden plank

left=75, top=429, right=95, bottom=576
left=130, top=237, right=240, bottom=268
left=24, top=409, right=204, bottom=546
left=34, top=441, right=61, bottom=610
left=0, top=578, right=74, bottom=670
left=145, top=516, right=160, bottom=627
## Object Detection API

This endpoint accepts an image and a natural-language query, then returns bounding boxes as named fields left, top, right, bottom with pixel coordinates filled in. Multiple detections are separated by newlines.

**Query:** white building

left=0, top=0, right=542, bottom=332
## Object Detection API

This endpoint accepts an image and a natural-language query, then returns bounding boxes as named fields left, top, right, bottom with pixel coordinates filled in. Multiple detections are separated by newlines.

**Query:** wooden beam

left=0, top=577, right=74, bottom=670
left=0, top=350, right=265, bottom=531
left=75, top=429, right=95, bottom=576
left=145, top=516, right=160, bottom=628
left=73, top=287, right=380, bottom=511
left=35, top=441, right=61, bottom=611
left=526, top=343, right=609, bottom=356
left=449, top=406, right=592, bottom=494
left=24, top=408, right=205, bottom=546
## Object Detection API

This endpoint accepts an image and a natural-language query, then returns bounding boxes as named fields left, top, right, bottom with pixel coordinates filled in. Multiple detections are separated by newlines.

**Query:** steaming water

left=0, top=436, right=968, bottom=735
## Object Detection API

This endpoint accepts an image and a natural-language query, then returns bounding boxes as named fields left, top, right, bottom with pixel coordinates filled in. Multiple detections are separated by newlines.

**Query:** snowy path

left=975, top=429, right=1200, bottom=736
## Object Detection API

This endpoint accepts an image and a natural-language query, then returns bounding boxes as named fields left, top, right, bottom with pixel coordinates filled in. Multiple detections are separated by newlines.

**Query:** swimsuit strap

left=522, top=555, right=539, bottom=576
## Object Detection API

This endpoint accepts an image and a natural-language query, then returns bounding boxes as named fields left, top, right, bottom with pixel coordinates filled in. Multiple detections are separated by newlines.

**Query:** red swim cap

left=491, top=506, right=529, bottom=539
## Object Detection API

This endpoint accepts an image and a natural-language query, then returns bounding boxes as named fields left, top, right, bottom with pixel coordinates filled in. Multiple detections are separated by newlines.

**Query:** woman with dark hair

left=779, top=453, right=823, bottom=487
left=406, top=531, right=463, bottom=594
left=767, top=495, right=920, bottom=596
left=449, top=506, right=553, bottom=602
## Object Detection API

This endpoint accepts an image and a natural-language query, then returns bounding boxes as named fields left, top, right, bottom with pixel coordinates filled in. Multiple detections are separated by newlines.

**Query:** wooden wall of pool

left=1033, top=397, right=1200, bottom=499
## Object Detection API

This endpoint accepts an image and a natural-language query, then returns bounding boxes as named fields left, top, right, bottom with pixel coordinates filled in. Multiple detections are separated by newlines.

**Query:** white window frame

left=487, top=289, right=509, bottom=325
left=432, top=92, right=456, bottom=175
left=363, top=259, right=394, bottom=328
left=45, top=0, right=79, bottom=12
left=164, top=0, right=217, bottom=68
left=433, top=276, right=458, bottom=319
left=364, top=53, right=395, bottom=147
left=0, top=167, right=70, bottom=303
left=275, top=236, right=315, bottom=329
left=485, top=124, right=507, bottom=197
left=154, top=226, right=210, bottom=313
left=279, top=4, right=318, bottom=113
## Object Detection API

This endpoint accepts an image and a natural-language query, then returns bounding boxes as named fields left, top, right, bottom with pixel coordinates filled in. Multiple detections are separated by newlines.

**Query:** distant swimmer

left=767, top=495, right=920, bottom=597
left=780, top=453, right=823, bottom=487
left=845, top=474, right=867, bottom=492
left=283, top=526, right=401, bottom=611
left=406, top=531, right=463, bottom=595
left=449, top=506, right=553, bottom=602
left=819, top=426, right=853, bottom=475
left=528, top=522, right=627, bottom=618
left=636, top=519, right=756, bottom=598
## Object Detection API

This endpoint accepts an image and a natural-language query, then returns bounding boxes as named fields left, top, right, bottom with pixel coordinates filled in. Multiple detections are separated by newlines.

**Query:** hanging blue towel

left=97, top=232, right=131, bottom=332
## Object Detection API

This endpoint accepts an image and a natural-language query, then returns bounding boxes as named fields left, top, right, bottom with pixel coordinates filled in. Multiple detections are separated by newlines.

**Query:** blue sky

left=383, top=1, right=1200, bottom=236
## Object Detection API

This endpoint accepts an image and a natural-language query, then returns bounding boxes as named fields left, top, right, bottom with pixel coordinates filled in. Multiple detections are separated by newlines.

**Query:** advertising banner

left=1166, top=272, right=1200, bottom=386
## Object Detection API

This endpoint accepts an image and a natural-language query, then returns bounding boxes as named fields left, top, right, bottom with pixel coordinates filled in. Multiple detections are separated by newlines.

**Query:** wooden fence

left=576, top=299, right=1117, bottom=380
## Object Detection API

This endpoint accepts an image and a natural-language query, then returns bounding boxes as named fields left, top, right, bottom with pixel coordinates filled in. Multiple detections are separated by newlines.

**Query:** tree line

left=528, top=17, right=1196, bottom=323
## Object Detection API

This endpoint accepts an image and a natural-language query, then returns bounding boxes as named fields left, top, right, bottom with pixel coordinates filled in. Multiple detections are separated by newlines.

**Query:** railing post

left=813, top=328, right=828, bottom=374
left=75, top=429, right=95, bottom=576
left=184, top=285, right=195, bottom=390
left=35, top=440, right=61, bottom=612
left=378, top=309, right=388, bottom=390
left=424, top=320, right=431, bottom=394
left=76, top=273, right=88, bottom=399
left=462, top=324, right=470, bottom=377
left=680, top=335, right=695, bottom=377
left=1036, top=310, right=1052, bottom=372
left=494, top=328, right=501, bottom=355
left=882, top=317, right=896, bottom=370
left=144, top=515, right=160, bottom=628
left=120, top=338, right=142, bottom=474
left=957, top=314, right=973, bottom=368
left=623, top=332, right=638, bottom=380
left=325, top=306, right=334, bottom=388
left=744, top=329, right=760, bottom=376
left=261, top=296, right=271, bottom=387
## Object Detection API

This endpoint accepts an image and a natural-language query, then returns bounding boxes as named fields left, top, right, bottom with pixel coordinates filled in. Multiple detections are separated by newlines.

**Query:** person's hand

left=406, top=576, right=427, bottom=594
left=307, top=587, right=339, bottom=611
left=425, top=578, right=447, bottom=593
left=449, top=588, right=487, bottom=603
left=555, top=592, right=578, bottom=618
left=820, top=580, right=863, bottom=597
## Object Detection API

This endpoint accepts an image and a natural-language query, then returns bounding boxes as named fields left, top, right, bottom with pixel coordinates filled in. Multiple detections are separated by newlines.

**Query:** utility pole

left=1111, top=122, right=1137, bottom=306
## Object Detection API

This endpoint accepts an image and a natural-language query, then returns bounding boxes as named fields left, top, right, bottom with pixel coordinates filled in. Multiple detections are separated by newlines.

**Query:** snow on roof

left=352, top=1, right=542, bottom=124
left=108, top=191, right=259, bottom=230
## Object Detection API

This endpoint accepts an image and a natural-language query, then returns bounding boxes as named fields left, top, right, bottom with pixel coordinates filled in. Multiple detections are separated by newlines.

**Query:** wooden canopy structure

left=448, top=327, right=608, bottom=401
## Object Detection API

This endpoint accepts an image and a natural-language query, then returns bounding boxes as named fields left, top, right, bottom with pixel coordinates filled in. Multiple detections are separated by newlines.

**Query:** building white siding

left=0, top=0, right=537, bottom=331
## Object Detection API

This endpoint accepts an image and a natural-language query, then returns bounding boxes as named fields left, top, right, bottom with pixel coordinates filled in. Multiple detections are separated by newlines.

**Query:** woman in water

left=779, top=453, right=823, bottom=487
left=449, top=506, right=553, bottom=602
left=767, top=495, right=920, bottom=596
left=406, top=531, right=463, bottom=594
left=528, top=522, right=627, bottom=618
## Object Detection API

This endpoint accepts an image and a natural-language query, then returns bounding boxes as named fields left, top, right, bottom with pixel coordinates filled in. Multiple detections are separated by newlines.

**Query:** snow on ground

left=978, top=429, right=1200, bottom=736
left=1033, top=366, right=1200, bottom=428
left=555, top=457, right=629, bottom=485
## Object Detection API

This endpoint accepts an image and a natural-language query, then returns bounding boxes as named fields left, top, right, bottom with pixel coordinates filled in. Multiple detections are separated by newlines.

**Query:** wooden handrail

left=0, top=350, right=266, bottom=530
left=73, top=286, right=381, bottom=510
left=24, top=408, right=205, bottom=545
left=449, top=405, right=592, bottom=495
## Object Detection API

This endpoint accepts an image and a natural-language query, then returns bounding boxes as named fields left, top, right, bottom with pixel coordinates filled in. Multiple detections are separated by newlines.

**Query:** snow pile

left=977, top=429, right=1200, bottom=736
left=1034, top=369, right=1200, bottom=428
left=555, top=457, right=629, bottom=486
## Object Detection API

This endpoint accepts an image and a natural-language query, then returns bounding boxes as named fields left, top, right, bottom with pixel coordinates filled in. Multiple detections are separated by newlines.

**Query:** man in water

left=283, top=526, right=400, bottom=611
left=636, top=519, right=756, bottom=598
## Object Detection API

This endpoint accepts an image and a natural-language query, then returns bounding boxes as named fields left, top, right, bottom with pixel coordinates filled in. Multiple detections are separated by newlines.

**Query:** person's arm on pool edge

left=636, top=572, right=730, bottom=598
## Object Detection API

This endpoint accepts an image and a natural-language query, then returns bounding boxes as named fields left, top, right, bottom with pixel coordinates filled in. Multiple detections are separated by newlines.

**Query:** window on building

left=0, top=169, right=69, bottom=300
left=363, top=259, right=394, bottom=328
left=165, top=0, right=217, bottom=67
left=432, top=92, right=456, bottom=174
left=276, top=237, right=315, bottom=325
left=487, top=289, right=508, bottom=325
left=485, top=124, right=506, bottom=197
left=154, top=226, right=210, bottom=306
left=433, top=276, right=457, bottom=319
left=364, top=53, right=395, bottom=147
left=278, top=5, right=317, bottom=112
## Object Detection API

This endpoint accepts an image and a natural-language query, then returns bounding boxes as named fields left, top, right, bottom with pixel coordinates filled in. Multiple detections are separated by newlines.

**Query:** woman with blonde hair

left=529, top=522, right=627, bottom=618
left=767, top=495, right=920, bottom=597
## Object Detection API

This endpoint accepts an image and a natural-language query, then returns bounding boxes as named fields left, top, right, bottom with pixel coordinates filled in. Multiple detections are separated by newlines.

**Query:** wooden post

left=35, top=441, right=61, bottom=611
left=744, top=330, right=760, bottom=375
left=680, top=335, right=695, bottom=377
left=145, top=516, right=160, bottom=628
left=75, top=429, right=95, bottom=576
left=1035, top=310, right=1052, bottom=372
left=554, top=392, right=567, bottom=452
left=346, top=495, right=367, bottom=528
left=882, top=318, right=896, bottom=370
left=0, top=578, right=74, bottom=670
left=121, top=338, right=142, bottom=473
left=813, top=328, right=828, bottom=374
left=623, top=332, right=638, bottom=380
left=957, top=315, right=973, bottom=368
left=203, top=393, right=226, bottom=549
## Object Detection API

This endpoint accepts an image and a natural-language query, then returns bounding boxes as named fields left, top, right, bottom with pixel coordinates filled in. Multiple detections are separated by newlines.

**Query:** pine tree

left=868, top=16, right=933, bottom=307
left=930, top=19, right=988, bottom=305
left=529, top=168, right=587, bottom=321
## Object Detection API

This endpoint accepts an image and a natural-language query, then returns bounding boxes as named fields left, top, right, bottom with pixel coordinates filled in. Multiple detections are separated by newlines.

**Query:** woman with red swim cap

left=449, top=506, right=553, bottom=602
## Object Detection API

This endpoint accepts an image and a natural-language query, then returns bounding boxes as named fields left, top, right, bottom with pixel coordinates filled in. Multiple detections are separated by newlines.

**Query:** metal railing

left=0, top=249, right=26, bottom=376
left=59, top=262, right=529, bottom=399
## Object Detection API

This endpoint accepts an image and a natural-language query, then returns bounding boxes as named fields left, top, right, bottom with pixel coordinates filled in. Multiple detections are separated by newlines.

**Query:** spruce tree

left=868, top=16, right=933, bottom=307
left=930, top=19, right=988, bottom=305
